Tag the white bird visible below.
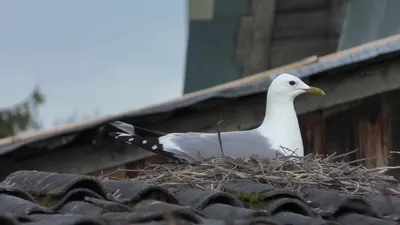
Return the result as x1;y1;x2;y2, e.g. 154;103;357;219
108;73;325;163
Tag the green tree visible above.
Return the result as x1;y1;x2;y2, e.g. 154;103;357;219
0;86;45;138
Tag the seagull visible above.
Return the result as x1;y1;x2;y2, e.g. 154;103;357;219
108;73;325;163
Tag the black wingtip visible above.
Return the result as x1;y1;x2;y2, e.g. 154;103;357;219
108;131;128;138
108;131;181;160
108;131;118;137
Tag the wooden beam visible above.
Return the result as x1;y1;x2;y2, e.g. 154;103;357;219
299;111;324;155
10;144;155;176
90;165;127;179
245;0;276;75
387;91;400;178
276;0;329;12
322;105;357;159
357;96;388;168
124;155;169;178
329;0;350;38
273;10;330;39
294;59;400;115
270;37;337;68
380;94;391;167
236;16;253;68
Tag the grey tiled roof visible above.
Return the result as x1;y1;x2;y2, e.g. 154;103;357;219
0;170;398;225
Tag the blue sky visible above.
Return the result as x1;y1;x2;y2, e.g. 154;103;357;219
0;0;187;129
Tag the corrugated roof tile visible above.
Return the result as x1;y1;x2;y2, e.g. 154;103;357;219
168;187;244;210
101;179;178;205
0;170;397;225
302;188;378;218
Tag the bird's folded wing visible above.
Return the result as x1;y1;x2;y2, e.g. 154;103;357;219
159;130;278;160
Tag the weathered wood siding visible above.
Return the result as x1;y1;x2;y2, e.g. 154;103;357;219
90;154;169;179
299;94;392;168
388;90;400;178
237;0;349;73
271;0;347;68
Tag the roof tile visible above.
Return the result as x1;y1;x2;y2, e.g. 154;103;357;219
2;171;108;199
0;193;53;215
224;181;314;216
0;215;20;225
336;213;398;225
102;210;202;224
58;197;130;215
202;203;269;219
131;200;205;219
0;170;397;225
49;188;110;210
23;214;111;225
101;179;178;205
366;195;400;218
224;181;306;202
270;212;339;225
168;187;244;209
0;185;38;203
302;188;378;218
201;218;282;225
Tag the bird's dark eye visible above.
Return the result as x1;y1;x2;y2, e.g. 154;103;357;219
289;80;296;86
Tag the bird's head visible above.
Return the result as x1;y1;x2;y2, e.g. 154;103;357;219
268;73;325;102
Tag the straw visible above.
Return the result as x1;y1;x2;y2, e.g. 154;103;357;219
99;150;400;196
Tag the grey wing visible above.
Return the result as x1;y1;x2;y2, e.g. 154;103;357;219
161;130;277;161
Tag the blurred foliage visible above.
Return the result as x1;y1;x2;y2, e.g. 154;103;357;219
0;86;45;138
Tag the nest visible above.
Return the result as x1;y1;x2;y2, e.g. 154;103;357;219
102;150;400;196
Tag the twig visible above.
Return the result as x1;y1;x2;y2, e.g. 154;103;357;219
351;182;360;195
329;148;359;161
216;119;225;157
95;151;400;196
366;165;400;172
215;165;237;190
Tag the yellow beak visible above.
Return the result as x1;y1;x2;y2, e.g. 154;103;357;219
304;86;325;95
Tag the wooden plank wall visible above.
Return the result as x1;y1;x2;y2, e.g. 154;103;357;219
271;0;347;68
299;93;393;169
388;90;400;178
237;0;276;76
236;0;349;73
89;154;169;179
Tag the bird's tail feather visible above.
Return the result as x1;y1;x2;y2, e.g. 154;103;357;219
108;132;179;160
110;121;166;137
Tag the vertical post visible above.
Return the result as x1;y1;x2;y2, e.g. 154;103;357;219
245;0;276;76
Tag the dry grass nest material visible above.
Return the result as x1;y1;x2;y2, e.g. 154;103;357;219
103;149;400;196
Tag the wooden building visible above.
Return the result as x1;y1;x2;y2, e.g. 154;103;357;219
185;0;349;93
1;34;400;179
